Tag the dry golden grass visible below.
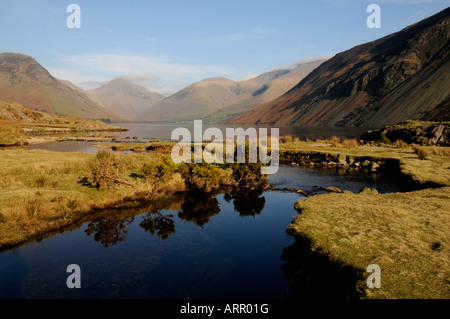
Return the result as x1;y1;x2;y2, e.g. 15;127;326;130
289;187;450;299
0;146;265;248
280;135;293;143
432;146;450;157
395;139;409;149
412;144;430;160
0;149;176;248
279;141;450;186
330;136;341;148
342;138;359;148
280;140;450;298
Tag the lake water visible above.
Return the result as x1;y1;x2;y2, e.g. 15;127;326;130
0;163;400;299
24;123;370;153
2;124;400;299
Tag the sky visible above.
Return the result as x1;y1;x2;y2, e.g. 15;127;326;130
1;0;449;95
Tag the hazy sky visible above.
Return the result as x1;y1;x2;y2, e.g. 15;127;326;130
1;0;449;94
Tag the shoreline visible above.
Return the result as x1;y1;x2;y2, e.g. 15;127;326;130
0;139;449;299
0;148;265;250
279;141;450;299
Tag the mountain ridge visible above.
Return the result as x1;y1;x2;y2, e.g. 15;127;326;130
137;59;326;123
226;7;450;127
0;52;119;121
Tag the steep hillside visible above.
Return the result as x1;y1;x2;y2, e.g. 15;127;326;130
227;7;450;128
88;78;165;121
0;52;119;120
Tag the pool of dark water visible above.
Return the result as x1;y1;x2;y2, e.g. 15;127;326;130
0;165;400;299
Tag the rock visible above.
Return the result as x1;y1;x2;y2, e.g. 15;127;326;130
296;189;307;195
370;162;379;171
362;160;371;167
354;161;360;167
337;154;347;162
361;121;450;146
358;187;379;195
325;186;342;193
347;157;355;165
338;159;349;167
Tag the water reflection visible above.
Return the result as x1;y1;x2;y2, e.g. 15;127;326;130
85;215;135;247
140;211;176;239
224;187;266;217
84;189;267;245
178;192;221;227
280;235;364;300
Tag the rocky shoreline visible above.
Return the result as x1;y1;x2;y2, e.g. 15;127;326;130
280;151;384;173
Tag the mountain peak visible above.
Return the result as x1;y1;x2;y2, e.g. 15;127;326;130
0;52;118;120
87;77;165;121
227;7;450;128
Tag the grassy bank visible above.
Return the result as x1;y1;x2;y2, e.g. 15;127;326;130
281;140;450;299
0;148;264;250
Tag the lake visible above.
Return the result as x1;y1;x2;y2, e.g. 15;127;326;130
25;123;370;153
0;164;400;299
1;124;400;299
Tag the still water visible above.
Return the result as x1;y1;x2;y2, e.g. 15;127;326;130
3;124;397;299
0;164;400;299
25;123;370;153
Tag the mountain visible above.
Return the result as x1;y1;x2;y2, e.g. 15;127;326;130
227;7;450;127
88;78;165;121
205;59;326;122
138;59;326;123
137;77;242;122
59;79;87;95
0;52;119;120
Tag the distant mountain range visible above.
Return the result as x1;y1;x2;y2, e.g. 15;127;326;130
227;7;450;127
0;52;118;120
0;52;324;124
137;59;325;123
1;7;449;128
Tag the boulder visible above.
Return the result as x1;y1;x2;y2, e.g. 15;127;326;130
358;187;379;195
325;186;342;193
362;160;371;167
370;162;380;172
337;154;347;162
